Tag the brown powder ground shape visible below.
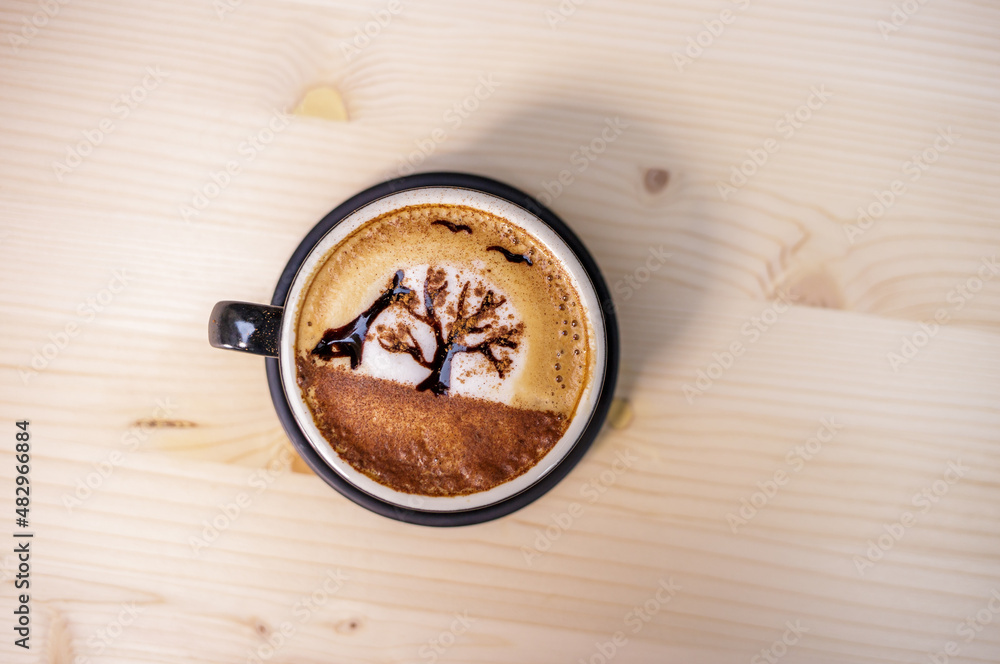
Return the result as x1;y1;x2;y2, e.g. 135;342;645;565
298;358;569;497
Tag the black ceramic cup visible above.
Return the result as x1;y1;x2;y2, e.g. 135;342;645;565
208;173;618;526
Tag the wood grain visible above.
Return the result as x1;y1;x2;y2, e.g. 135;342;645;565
1;0;999;661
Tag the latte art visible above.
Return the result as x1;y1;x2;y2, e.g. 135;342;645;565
295;203;595;497
313;265;525;401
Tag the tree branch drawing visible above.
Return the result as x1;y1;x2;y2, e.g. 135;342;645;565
311;267;522;396
311;270;411;368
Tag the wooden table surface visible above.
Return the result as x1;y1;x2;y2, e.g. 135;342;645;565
2;0;999;662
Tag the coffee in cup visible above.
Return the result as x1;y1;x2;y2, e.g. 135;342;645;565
294;202;595;497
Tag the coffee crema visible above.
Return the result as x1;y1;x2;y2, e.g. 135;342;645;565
295;203;594;497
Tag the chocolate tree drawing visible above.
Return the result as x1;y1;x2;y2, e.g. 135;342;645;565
311;267;522;395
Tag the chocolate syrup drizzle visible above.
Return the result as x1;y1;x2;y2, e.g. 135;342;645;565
432;220;472;234
487;245;533;266
311;270;411;368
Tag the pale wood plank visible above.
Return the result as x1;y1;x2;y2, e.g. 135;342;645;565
1;0;999;661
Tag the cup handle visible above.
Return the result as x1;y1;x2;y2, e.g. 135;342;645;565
208;301;284;357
